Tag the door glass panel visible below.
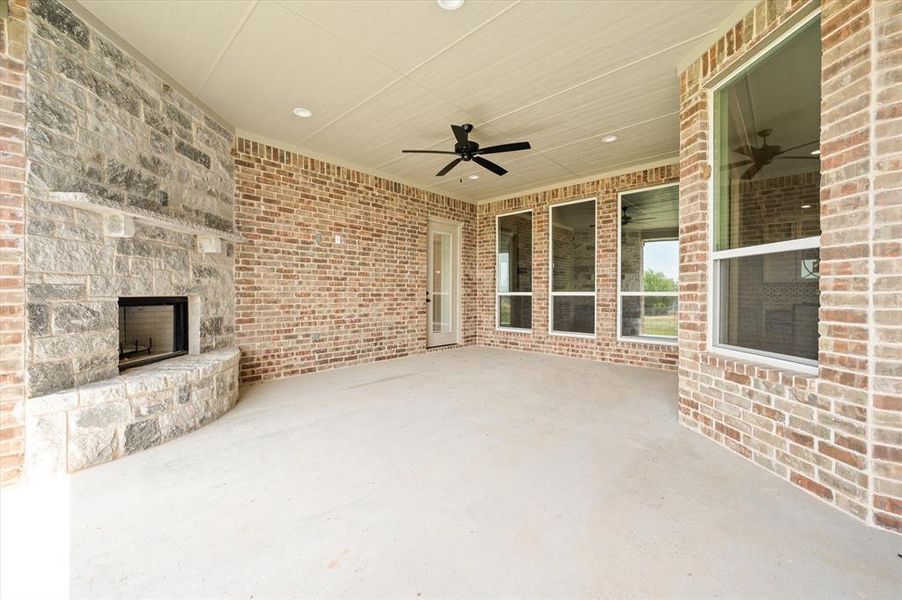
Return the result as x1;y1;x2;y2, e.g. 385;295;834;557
432;233;452;334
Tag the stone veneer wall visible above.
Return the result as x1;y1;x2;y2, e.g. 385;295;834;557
0;0;28;484
233;138;477;384
23;0;236;398
678;0;902;534
476;166;680;370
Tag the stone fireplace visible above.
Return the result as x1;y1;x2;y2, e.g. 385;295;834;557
18;0;243;479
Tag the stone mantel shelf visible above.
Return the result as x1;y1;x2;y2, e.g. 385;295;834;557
48;192;244;250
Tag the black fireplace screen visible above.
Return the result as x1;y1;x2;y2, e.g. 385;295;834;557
118;296;188;371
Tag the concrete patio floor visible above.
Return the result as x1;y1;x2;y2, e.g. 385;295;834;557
3;347;900;597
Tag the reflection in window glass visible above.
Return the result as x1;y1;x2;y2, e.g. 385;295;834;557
552;296;594;335
550;200;595;334
718;249;819;362
551;201;595;293
713;17;822;252
712;16;821;366
497;211;532;330
619;185;679;340
499;296;531;330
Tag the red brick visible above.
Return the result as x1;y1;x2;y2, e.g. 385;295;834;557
790;472;834;501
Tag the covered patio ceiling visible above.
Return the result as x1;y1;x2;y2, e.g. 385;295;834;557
75;0;752;202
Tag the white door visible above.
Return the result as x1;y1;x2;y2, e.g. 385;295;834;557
426;219;460;347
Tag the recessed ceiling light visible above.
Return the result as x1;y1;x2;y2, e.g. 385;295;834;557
810;149;820;155
601;134;618;143
292;107;312;118
801;204;812;209
437;0;464;10
468;174;479;180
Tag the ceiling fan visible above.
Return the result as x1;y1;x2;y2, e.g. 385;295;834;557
402;124;531;176
730;128;819;180
621;205;657;227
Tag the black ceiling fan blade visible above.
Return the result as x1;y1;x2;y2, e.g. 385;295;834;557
451;124;469;146
478;141;531;155
473;155;507;176
733;144;755;157
776;140;819;155
742;162;762;180
728;159;754;168
435;158;462;177
402;149;459;155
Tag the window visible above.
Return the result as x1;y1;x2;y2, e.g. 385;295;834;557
618;184;679;342
711;15;821;370
549;199;595;336
497;210;532;330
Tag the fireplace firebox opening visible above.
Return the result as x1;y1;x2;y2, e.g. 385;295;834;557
118;296;189;371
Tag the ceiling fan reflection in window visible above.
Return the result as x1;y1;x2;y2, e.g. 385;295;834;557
729;77;818;180
620;204;663;227
730;128;819;180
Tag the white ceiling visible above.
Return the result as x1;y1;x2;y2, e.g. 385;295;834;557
76;0;750;203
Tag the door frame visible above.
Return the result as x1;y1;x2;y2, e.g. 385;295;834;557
426;216;462;348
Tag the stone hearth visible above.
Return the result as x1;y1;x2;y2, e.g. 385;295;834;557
26;348;239;475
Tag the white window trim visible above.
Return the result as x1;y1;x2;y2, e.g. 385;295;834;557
616;183;680;346
496;209;533;333
705;8;822;375
548;197;597;338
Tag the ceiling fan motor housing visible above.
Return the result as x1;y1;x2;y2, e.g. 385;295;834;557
456;141;479;160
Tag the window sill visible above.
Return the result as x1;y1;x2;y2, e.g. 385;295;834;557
496;327;531;334
618;335;677;347
709;345;817;376
700;348;818;390
549;331;595;340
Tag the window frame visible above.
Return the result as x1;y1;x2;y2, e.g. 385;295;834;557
495;208;533;333
706;8;822;375
548;197;597;338
616;183;680;346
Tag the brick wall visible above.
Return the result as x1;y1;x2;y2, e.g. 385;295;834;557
0;0;28;485
476;166;680;370
678;0;902;534
233;138;476;384
871;0;902;534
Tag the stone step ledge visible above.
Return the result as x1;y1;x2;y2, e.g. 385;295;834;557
25;348;241;477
